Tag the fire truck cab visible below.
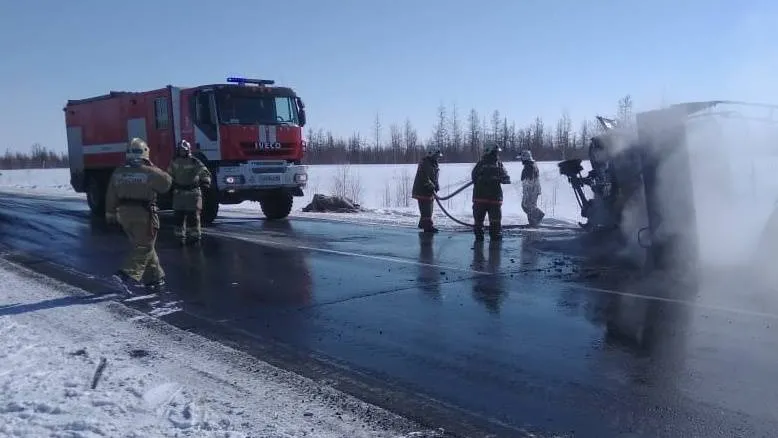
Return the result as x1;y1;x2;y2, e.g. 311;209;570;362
64;77;309;225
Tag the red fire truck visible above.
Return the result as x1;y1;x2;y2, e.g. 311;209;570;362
64;77;309;225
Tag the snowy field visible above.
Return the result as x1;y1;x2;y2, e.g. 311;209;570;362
0;259;436;437
0;162;586;229
1;155;778;264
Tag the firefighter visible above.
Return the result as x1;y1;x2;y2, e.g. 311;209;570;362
411;148;442;233
105;137;173;290
471;142;511;241
167;140;212;244
519;150;545;226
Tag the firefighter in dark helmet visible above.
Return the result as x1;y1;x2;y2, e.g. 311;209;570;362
471;141;511;241
167;139;212;244
105;137;173;290
411;148;442;233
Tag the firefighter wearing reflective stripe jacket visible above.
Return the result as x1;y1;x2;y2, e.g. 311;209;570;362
105;137;173;291
167;140;212;244
471;142;511;241
411;148;442;233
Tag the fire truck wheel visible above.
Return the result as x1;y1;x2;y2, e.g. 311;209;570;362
260;190;293;220
86;180;106;217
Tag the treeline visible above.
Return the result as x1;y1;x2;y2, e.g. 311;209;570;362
7;95;635;169
0;143;69;169
304;95;635;164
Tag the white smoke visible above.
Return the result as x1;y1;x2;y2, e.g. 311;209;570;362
687;12;778;273
685;110;778;268
632;11;778;294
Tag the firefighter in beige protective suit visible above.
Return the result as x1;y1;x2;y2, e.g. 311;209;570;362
167;140;212;245
519;150;545;227
105;138;173;291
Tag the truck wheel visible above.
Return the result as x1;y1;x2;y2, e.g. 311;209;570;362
260;190;293;220
86;179;106;217
201;188;219;226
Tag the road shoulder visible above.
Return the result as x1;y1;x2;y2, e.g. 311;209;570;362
0;257;432;438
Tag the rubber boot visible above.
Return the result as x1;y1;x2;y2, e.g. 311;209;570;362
529;209;545;227
186;234;202;246
420;217;438;233
490;222;502;240
144;277;166;292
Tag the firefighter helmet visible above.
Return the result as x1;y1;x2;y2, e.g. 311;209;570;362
426;147;442;159
126;137;150;161
483;141;501;155
177;139;192;156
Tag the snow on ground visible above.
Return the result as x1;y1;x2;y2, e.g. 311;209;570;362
2;156;778;256
0;259;435;438
0;168;82;199
0;162;587;229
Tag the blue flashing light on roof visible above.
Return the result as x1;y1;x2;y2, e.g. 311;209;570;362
226;77;275;86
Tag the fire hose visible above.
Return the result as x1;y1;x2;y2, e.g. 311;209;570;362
430;180;528;230
433;181;475;228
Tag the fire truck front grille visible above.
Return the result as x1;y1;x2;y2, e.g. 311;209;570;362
240;142;295;156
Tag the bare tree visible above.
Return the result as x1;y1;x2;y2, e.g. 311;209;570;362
531;117;545;153
0;144;69;170
403;118;419;161
373;113;382;151
389;123;402;164
432;103;448;151
466;108;481;160
490;110;501;145
348;132;362;164
449;103;462;158
579;120;591;149
481;115;489;145
555;111;572;160
617;95;634;126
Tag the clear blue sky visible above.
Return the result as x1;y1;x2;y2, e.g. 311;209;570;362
2;0;777;153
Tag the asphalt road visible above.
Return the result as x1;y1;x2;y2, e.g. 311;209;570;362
1;192;777;438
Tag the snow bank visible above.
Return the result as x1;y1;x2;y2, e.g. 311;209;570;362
0;259;433;437
0;168;80;198
0;162;586;228
1;155;777;244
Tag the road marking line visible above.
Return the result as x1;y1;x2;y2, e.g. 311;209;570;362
206;230;494;276
577;284;778;320
210;230;778;320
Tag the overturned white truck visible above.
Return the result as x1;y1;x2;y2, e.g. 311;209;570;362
558;100;778;276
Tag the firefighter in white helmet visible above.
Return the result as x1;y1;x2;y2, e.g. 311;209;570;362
519;149;544;226
105;137;172;291
166;139;212;245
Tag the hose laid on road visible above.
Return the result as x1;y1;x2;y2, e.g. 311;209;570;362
433;191;475;228
432;181;525;230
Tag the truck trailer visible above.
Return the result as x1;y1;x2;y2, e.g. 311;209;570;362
64;76;309;225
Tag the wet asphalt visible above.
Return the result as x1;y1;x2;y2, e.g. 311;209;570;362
0;193;777;438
